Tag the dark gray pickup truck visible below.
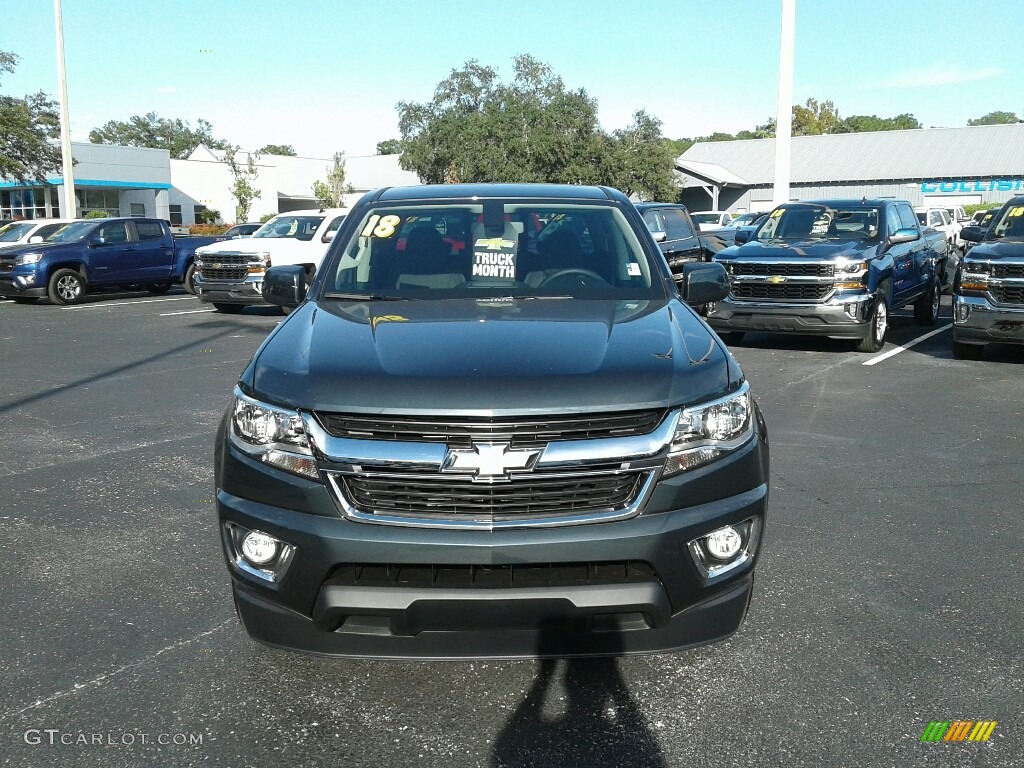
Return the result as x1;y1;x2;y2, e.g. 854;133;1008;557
707;199;946;352
215;183;770;659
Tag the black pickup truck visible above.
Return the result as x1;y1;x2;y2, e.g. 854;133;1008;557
636;202;733;280
707;199;946;352
215;183;769;659
953;196;1024;359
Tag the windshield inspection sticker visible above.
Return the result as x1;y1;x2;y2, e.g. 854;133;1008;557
472;237;517;278
627;262;641;276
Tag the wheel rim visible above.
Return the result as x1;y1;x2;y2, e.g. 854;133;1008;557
57;275;81;300
875;300;887;341
932;283;940;319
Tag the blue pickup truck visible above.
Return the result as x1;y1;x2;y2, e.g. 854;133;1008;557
953;196;1024;359
707;199;946;352
0;218;222;305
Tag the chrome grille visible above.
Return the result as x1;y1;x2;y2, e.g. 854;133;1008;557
731;262;834;277
992;264;1024;279
315;410;667;448
732;283;833;301
331;468;650;522
992;285;1024;305
198;253;250;282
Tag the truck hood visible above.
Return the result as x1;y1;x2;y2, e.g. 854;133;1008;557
967;239;1024;260
244;298;735;415
197;237;325;262
721;239;876;260
0;241;83;259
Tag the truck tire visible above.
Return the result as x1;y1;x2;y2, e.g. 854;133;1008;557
48;268;86;306
952;340;984;360
213;303;245;314
147;282;172;295
184;263;197;295
913;277;939;326
855;294;888;353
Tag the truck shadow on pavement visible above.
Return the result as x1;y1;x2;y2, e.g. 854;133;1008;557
491;623;667;768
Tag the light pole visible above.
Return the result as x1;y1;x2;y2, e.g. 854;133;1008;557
54;0;77;217
772;0;795;205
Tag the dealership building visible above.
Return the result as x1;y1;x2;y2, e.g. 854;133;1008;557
676;123;1024;214
0;142;420;225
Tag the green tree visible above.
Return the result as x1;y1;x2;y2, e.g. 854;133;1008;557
611;111;677;201
0;50;63;184
224;147;260;222
967;111;1021;126
312;152;354;208
398;55;663;190
792;98;842;136
89;112;230;158
376;139;402;155
258;144;296;156
836;113;921;133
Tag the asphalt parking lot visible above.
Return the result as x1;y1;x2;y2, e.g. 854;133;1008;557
1;291;1020;768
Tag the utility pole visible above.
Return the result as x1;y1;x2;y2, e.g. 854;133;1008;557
772;0;796;205
54;0;77;217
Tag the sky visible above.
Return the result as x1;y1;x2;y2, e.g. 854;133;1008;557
3;0;1022;160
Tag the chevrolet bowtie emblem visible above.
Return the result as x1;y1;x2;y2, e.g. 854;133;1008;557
767;275;787;284
442;442;540;481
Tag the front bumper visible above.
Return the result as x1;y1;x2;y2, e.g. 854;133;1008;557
216;412;770;659
953;294;1024;345
707;293;873;339
195;276;267;305
0;269;46;298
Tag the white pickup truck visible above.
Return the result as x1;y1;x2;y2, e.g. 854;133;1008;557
915;206;961;251
194;208;348;313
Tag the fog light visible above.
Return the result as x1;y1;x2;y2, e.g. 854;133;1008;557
706;526;742;560
241;531;279;565
844;302;857;319
705;301;717;315
955;301;971;323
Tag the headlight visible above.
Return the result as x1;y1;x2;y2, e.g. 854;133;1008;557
247;252;271;273
962;261;990;276
836;259;867;274
961;261;991;291
229;389;319;480
14;252;42;265
664;383;753;476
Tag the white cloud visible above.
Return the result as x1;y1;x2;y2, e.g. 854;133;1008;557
883;64;1003;89
155;85;177;94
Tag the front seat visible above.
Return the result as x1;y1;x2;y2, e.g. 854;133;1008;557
396;227;462;289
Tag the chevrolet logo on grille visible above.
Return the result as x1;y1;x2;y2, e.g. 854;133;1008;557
442;442;541;482
767;275;787;284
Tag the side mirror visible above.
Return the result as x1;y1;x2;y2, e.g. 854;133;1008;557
889;227;920;245
28;235;44;244
734;227;753;245
322;230;337;243
262;265;307;308
680;262;729;305
650;230;667;243
960;225;983;243
89;236;104;247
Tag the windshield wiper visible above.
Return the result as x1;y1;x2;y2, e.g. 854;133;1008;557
322;291;406;301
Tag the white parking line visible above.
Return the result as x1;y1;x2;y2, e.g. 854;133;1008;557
160;309;215;316
63;296;195;310
862;323;952;366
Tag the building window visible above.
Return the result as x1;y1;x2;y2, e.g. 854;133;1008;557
1;189;46;220
75;188;120;217
130;203;146;217
169;204;182;226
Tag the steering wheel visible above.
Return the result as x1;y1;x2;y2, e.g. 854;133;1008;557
537;268;610;289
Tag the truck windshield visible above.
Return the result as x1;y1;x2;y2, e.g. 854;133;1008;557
757;205;881;242
324;202;663;300
0;222;35;242
253;216;326;241
45;222;97;243
988;204;1024;240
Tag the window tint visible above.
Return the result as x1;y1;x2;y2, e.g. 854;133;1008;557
886;207;903;235
169;205;182;226
641;210;664;234
897;204;918;230
661;208;695;241
135;221;165;241
34;224;65;240
98;222;129;244
130;203;146;217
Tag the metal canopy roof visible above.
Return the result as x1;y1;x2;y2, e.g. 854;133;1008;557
677;124;1024;185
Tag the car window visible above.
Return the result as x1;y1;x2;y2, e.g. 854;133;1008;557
33;223;65;240
327;202;661;300
323;215;346;241
897;204;918;230
660;208;695;241
0;222;36;242
757;205;880;242
886;207;903;235
641;209;664;234
253;215;326;241
134;221;165;241
990;204;1024;239
98;222;130;244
